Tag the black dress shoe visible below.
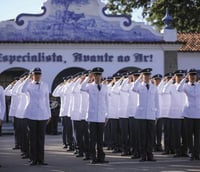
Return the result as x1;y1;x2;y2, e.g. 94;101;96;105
12;146;20;150
63;145;68;149
147;158;156;162
83;157;90;160
162;151;170;155
139;158;146;162
0;164;2;167
170;150;175;154
181;153;189;157
67;147;74;152
22;155;29;159
156;147;163;152
173;154;181;158
190;156;194;161
131;154;140;159
112;149;121;153
98;160;109;163
121;152;129;156
30;161;37;166
38;161;48;165
190;155;200;160
90;160;97;164
76;154;84;158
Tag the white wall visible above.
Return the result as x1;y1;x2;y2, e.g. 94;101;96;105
0;43;165;89
178;52;200;70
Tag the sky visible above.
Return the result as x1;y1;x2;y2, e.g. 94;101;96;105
0;0;47;22
0;0;144;22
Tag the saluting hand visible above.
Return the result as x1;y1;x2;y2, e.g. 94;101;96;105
88;73;94;83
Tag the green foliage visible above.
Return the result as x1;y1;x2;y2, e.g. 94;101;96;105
106;0;200;32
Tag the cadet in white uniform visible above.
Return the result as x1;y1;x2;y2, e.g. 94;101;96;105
0;81;5;167
0;84;5;135
131;68;159;162
53;76;74;151
121;70;140;159
103;76;113;149
118;73;130;156
109;73;121;153
79;71;90;160
22;67;50;165
81;67;109;164
5;79;21;149
11;73;30;159
52;78;67;147
163;70;187;157
152;74;163;152
177;69;200;160
161;72;174;155
70;75;83;157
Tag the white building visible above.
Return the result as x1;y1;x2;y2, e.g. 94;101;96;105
0;0;184;92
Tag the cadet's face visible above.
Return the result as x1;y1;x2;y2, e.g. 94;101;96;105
142;74;151;83
164;77;172;82
133;75;139;81
33;74;41;82
175;75;183;83
153;79;161;86
94;73;102;84
189;74;197;83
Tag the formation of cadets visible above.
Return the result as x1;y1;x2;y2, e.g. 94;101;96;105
1;66;200;166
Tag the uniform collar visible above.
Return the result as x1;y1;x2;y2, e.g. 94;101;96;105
94;82;102;86
141;81;151;86
32;80;41;84
188;82;196;86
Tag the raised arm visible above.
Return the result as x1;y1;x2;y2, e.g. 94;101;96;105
162;79;173;94
120;78;130;92
52;84;64;97
21;77;31;93
131;74;142;92
112;77;123;94
80;77;90;93
177;78;187;92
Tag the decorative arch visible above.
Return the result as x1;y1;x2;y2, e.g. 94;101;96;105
114;66;141;75
0;67;29;88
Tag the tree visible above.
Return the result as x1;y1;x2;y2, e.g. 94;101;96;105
105;0;200;32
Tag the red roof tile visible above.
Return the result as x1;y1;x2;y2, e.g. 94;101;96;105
178;33;200;52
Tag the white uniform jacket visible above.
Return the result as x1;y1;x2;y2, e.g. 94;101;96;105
71;79;82;121
66;81;76;118
163;80;187;119
52;83;66;117
109;78;123;119
131;77;159;120
80;81;89;120
0;86;5;120
22;78;51;120
120;79;139;118
107;83;113;119
11;80;29;119
177;78;200;118
118;78;131;118
4;83;19;117
157;80;171;118
81;77;108;123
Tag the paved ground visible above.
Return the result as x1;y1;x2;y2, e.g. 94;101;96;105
0;134;200;172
